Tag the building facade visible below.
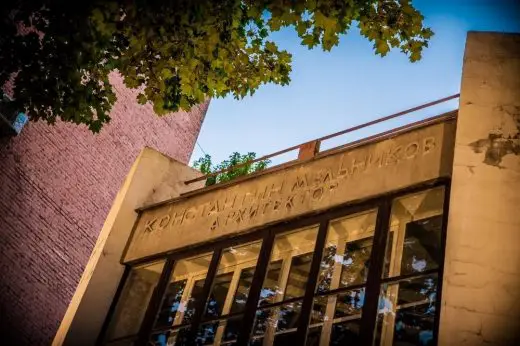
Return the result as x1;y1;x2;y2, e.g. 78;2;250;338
56;31;519;346
0;73;210;345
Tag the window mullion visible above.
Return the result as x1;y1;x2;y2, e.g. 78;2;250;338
236;230;275;346
359;200;392;346
186;248;223;345
294;220;329;345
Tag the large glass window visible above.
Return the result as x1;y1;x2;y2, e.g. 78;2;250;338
151;252;214;345
106;260;165;341
251;226;319;345
374;186;445;346
307;209;377;346
104;184;448;346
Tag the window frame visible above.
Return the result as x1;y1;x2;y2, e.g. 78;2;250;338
99;177;450;346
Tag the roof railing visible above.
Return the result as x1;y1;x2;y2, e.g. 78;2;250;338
185;94;460;185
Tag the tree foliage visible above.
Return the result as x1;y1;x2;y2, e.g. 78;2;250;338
193;152;270;186
1;1;433;132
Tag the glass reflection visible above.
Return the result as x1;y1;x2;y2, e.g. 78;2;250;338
308;288;364;346
221;315;243;343
259;226;318;305
375;274;438;346
205;273;234;318
152;252;212;341
316;210;377;293
251;300;303;342
285;252;314;300
199;241;262;345
384;187;445;279
150;326;190;346
229;267;256;314
259;260;282;306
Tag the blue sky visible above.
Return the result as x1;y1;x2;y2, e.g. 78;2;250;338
189;0;520;166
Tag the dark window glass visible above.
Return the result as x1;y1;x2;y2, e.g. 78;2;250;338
155;280;187;329
205;272;234;318
259;260;282;306
376;186;445;346
106;261;165;340
112;186;448;346
229;267;256;314
330;320;361;345
316;210;377;293
251;300;303;340
400;217;443;276
284;252;314;300
306;326;322;346
383;187;445;279
183;278;205;324
151;252;213;335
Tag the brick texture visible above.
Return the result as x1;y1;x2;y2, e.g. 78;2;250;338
0;72;209;345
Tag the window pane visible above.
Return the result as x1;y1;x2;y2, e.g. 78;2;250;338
306;326;322;346
383;187;445;279
309;288;364;346
155;279;187;329
205;272;234;318
221;315;243;344
196;241;263;345
153;252;213;330
284;252;314;300
316;210;377;293
331;320;361;345
259;226;319;306
374;274;438;346
259;260;283;306
207;241;262;318
230;267;256;314
106;260;165;340
251;300;303;344
150;326;190;346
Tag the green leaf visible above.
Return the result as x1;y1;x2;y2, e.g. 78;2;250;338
137;93;147;105
2;0;433;132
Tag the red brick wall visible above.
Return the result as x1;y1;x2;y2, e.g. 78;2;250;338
0;73;210;345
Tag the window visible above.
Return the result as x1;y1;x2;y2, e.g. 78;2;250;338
105;260;165;342
375;186;445;346
103;183;448;346
251;226;318;345
307;210;377;345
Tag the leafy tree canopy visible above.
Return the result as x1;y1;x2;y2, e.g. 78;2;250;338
193;152;270;186
1;0;433;132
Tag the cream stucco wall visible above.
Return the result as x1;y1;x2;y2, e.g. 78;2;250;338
439;32;520;345
52;147;204;346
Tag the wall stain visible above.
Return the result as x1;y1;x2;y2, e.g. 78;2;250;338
469;106;520;168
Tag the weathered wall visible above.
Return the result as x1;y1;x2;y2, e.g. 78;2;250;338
0;73;209;345
440;32;520;345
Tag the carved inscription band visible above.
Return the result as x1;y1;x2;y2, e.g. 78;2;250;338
144;137;436;234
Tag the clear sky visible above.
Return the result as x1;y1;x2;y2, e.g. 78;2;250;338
189;0;520;166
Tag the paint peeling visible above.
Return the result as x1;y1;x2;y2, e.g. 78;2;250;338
469;107;520;168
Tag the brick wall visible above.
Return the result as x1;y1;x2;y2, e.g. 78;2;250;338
0;72;210;345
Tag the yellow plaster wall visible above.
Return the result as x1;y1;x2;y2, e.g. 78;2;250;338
439;32;520;345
